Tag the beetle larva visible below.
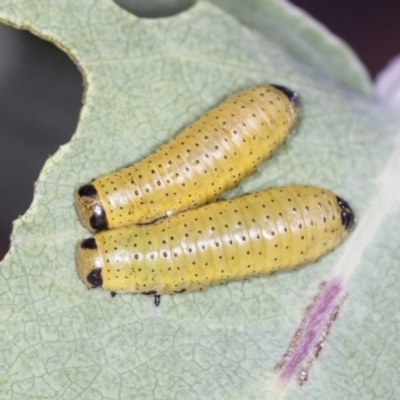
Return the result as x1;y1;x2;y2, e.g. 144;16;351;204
75;85;300;232
76;185;355;298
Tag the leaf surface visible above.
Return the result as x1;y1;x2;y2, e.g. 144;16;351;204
0;1;399;399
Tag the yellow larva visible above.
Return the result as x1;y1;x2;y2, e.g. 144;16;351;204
75;85;299;232
76;185;355;299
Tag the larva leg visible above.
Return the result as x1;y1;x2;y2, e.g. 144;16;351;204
141;290;161;306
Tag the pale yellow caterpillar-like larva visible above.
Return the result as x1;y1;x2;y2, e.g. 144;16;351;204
75;85;299;232
76;185;355;300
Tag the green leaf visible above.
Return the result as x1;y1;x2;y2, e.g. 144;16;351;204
0;0;399;399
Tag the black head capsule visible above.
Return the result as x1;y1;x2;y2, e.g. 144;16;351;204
80;238;97;249
90;204;108;231
336;196;355;231
270;84;300;109
86;268;103;288
78;184;98;197
75;184;109;232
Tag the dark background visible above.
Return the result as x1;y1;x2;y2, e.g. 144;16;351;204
0;0;399;260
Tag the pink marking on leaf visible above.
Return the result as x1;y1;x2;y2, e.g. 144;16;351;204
275;276;346;386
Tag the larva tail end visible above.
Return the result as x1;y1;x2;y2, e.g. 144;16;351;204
336;196;356;231
76;238;104;289
75;184;108;232
270;84;300;109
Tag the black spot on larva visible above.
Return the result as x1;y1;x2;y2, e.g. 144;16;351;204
80;238;97;249
336;196;355;231
78;184;97;198
174;288;186;294
90;204;108;231
270;84;300;107
86;268;103;288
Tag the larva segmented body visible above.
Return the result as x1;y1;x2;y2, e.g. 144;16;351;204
75;85;299;232
76;186;355;297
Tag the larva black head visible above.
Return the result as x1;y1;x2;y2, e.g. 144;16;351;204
78;184;98;197
86;268;103;288
80;238;97;249
90;204;108;232
76;237;104;289
75;184;108;232
336;196;355;231
270;84;300;108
